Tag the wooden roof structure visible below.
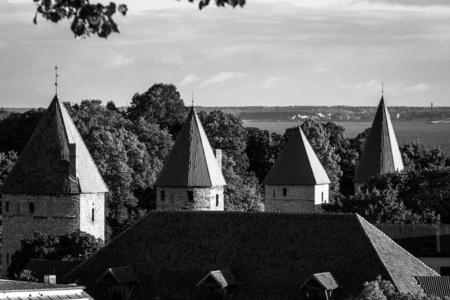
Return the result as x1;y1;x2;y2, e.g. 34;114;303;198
64;211;438;300
353;97;404;184
2;95;108;194
263;126;330;185
154;107;226;187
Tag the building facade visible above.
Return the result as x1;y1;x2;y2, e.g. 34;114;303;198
1;95;108;271
263;126;330;212
154;108;226;211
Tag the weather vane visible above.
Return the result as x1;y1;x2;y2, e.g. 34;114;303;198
382;82;384;96
192;92;194;108
55;65;59;95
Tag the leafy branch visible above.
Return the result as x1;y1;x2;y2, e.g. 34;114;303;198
33;0;246;39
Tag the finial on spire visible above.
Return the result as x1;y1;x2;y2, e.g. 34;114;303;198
192;92;194;108
382;82;384;97
55;65;59;95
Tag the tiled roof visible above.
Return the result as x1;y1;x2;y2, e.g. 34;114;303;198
300;273;341;290
64;212;437;300
354;97;404;184
26;259;84;283
0;279;83;292
154;107;226;187
96;266;139;284
263;126;330;185
2;95;108;194
197;270;238;288
415;276;450;297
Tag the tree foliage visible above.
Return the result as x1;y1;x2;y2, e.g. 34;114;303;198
33;0;245;39
128;83;187;138
7;230;103;280
0;151;18;194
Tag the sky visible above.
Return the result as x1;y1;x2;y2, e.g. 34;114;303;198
1;0;450;108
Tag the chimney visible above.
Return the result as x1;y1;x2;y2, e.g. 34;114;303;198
213;149;222;170
44;275;56;284
69;143;77;181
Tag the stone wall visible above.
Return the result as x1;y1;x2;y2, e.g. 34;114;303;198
79;193;105;242
1;192;104;271
265;184;329;212
156;186;224;211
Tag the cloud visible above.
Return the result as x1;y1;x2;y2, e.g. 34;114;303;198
259;77;287;90
179;73;200;86
111;54;136;68
200;72;244;88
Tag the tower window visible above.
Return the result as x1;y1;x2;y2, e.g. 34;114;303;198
92;208;95;222
273;189;275;198
29;202;35;213
187;191;194;202
171;194;174;204
216;194;219;207
161;190;165;202
283;188;287;197
5;201;9;212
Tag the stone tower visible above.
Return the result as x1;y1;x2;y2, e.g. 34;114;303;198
263;126;330;212
154;107;226;210
353;96;404;192
1;95;108;270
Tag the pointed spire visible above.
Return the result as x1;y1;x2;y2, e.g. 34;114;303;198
353;97;404;184
2;95;108;194
155;107;226;187
263;126;330;185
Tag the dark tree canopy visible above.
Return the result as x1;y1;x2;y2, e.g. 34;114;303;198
7;230;103;280
33;0;246;39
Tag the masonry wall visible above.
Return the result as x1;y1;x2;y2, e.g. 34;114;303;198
156;186;224;211
79;193;105;242
1;193;104;271
265;184;329;212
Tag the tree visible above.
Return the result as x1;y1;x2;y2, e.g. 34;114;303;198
7;230;103;280
245;127;278;183
198;110;249;174
33;0;245;39
401;141;450;172
324;186;439;224
0;109;46;154
0;151;18;194
69;100;173;238
127;83;187;138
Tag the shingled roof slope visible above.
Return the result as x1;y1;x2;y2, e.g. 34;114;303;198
263;126;330;185
64;212;437;300
354;97;404;184
2;95;108;194
154;108;225;187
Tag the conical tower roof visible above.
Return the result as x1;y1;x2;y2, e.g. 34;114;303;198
353;97;404;184
2;95;108;194
263;126;330;185
155;107;226;187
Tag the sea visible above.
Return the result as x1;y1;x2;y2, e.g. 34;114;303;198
243;120;450;154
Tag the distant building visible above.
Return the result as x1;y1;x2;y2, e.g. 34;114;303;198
263;126;330;212
1;95;108;271
353;96;404;191
65;211;440;300
154;107;226;211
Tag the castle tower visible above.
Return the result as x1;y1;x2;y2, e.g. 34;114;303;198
263;126;330;212
154;107;226;210
1;95;108;270
353;96;404;192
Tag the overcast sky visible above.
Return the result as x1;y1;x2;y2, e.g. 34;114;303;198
1;0;450;108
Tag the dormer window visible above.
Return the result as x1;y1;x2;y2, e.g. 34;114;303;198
96;266;139;300
300;272;340;300
197;269;238;300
